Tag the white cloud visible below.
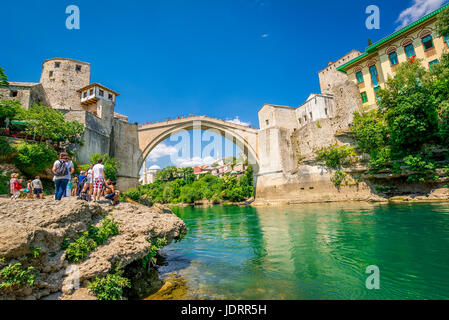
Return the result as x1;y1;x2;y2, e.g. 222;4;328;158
396;0;445;29
147;143;178;162
261;33;270;38
174;156;217;168
226;116;251;127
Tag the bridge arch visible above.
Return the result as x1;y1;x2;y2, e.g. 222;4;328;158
137;117;259;173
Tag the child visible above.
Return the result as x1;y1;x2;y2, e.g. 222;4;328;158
25;180;33;199
31;176;44;199
9;174;21;200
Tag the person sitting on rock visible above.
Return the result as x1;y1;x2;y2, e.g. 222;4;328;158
104;179;120;205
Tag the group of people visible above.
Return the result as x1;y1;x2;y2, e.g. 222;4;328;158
52;152;120;205
9;152;120;205
9;173;44;200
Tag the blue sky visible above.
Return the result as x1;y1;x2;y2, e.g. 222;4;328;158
1;0;447;169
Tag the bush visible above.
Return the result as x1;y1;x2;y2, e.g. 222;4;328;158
13;143;57;177
88;153;121;181
316;145;358;169
123;188;142;201
0;137;16;162
331;170;347;188
0;262;38;289
351;110;388;155
88;273;130;300
65;216;120;262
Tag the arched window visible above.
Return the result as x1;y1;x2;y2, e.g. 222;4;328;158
386;47;399;66
420;30;434;50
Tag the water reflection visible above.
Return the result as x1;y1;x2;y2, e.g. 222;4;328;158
157;202;449;300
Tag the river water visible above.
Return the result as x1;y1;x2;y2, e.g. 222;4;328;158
155;202;449;300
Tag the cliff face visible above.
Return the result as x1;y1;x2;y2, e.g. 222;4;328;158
0;199;186;300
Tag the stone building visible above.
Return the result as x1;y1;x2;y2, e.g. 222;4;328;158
318;50;363;95
140;165;161;185
0;58;141;190
337;3;449;108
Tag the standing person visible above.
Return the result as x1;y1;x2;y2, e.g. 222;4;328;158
81;164;94;196
72;176;78;197
92;158;105;202
77;171;86;199
9;173;20;200
25;180;33;199
66;179;73;197
31;176;44;199
52;152;74;201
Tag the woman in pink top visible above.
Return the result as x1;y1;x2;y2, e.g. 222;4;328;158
10;173;21;200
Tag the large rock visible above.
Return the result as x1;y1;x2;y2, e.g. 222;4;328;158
0;198;186;300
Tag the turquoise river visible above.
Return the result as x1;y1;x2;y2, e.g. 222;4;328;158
156;202;449;300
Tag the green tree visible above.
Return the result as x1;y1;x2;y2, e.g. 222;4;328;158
13;143;58;177
0;67;8;88
89;153;121;181
378;60;439;155
351;109;389;156
437;6;449;38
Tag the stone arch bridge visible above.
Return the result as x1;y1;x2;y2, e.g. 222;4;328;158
137;116;260;175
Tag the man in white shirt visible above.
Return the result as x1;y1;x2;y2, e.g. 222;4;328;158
92;158;105;201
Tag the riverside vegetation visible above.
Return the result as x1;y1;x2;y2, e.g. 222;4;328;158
123;165;254;205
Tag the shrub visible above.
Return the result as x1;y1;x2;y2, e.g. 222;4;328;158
123;188;142;201
141;237;168;269
0;262;38;289
316;145;357;169
65;216;120;262
13;143;57;177
351;110;388;155
331;170;347;188
88;273;130;300
0;137;16;162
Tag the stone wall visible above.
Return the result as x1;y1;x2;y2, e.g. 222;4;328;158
318;50;362;95
110;118;142;191
0;83;48;109
40;58;90;110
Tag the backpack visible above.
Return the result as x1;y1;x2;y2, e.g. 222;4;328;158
14;181;22;190
55;160;69;177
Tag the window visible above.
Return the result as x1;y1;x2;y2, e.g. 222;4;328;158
388;51;399;66
374;86;381;102
369;65;379;86
356;71;364;83
429;59;439;69
10;90;18;97
324;108;328;116
83;91;87;98
108;93;113;100
265;120;269;125
360;92;368;103
404;44;416;59
298;118;302;124
75;65;82;71
444;34;449;46
99;90;104;97
309;112;313;121
89;89;94;96
304;115;307;122
55;62;60;68
422;35;434;50
49;71;53;77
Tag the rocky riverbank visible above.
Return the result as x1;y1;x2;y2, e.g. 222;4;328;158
0;198;186;300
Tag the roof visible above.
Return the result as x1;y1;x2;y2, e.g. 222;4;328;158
8;82;40;87
76;83;120;96
337;3;449;73
258;104;295;113
42;58;90;66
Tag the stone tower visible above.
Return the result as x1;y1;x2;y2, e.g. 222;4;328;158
40;58;90;110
